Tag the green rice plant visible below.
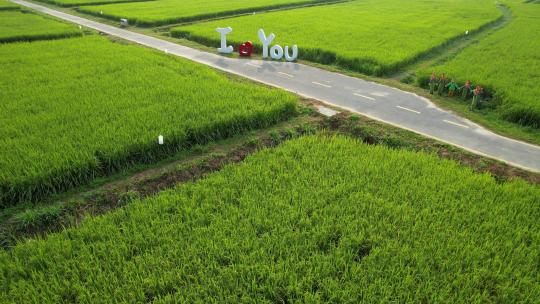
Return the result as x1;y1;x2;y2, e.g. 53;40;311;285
35;0;152;8
0;36;297;207
418;1;540;128
0;10;82;43
0;0;19;10
12;204;64;231
79;0;340;27
1;135;538;302
172;0;501;75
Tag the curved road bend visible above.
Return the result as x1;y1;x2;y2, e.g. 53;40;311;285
11;0;540;172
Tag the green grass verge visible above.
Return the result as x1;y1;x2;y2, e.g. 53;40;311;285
417;0;540;129
78;0;340;27
0;36;297;207
172;0;501;75
0;10;82;43
1;135;539;302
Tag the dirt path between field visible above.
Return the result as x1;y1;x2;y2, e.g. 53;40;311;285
9;0;540;172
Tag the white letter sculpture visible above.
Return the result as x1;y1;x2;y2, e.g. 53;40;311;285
284;45;298;62
258;29;275;59
216;27;233;54
270;45;284;60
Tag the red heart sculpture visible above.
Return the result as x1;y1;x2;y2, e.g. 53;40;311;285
239;41;253;57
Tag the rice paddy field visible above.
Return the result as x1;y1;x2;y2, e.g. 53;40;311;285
35;0;149;7
0;0;18;10
79;0;335;27
2;1;540;302
419;1;540;129
0;36;297;207
171;0;501;75
0;10;81;43
1;135;539;302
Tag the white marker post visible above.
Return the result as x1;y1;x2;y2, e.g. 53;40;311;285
216;27;234;54
158;135;164;145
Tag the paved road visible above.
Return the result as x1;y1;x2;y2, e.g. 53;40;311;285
11;0;540;172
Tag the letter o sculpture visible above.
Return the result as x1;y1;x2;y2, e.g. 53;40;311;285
270;45;284;60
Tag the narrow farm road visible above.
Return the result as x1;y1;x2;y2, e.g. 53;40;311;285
11;0;540;172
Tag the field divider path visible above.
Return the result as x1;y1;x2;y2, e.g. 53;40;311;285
10;0;540;173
